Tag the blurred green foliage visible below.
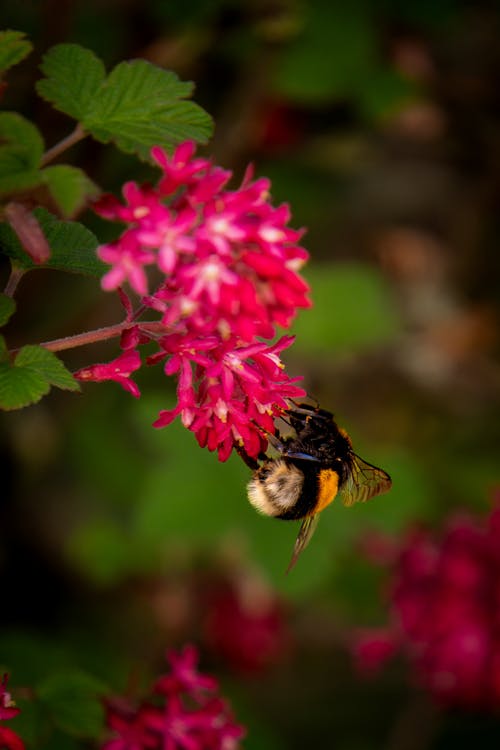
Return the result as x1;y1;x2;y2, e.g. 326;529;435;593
273;0;416;120
292;262;401;353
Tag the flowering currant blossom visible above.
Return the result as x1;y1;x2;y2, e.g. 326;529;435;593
74;350;142;398
85;141;310;460
101;644;245;750
352;504;500;712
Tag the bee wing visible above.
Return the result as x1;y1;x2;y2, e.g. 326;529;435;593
283;451;321;462
340;454;392;507
286;514;320;574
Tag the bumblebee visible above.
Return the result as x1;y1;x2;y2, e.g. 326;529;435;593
244;402;392;571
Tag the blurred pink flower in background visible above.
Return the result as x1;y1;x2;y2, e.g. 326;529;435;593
353;504;500;711
102;645;245;750
0;727;25;750
352;628;398;675
0;675;20;722
202;577;291;675
0;675;24;750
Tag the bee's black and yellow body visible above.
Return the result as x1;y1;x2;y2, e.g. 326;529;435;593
248;460;341;520
245;402;392;570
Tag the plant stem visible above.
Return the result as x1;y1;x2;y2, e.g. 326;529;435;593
3;267;25;298
40;123;88;167
35;320;165;353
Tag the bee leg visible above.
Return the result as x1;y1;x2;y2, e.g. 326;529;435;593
249;420;288;455
235;444;260;470
286;514;320;573
288;405;330;421
265;430;288;454
251;419;320;463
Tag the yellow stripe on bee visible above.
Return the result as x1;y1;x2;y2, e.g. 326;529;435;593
338;427;353;447
315;469;340;513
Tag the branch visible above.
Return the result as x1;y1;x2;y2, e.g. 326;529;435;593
3;266;25;298
40;123;88;166
35;320;165;353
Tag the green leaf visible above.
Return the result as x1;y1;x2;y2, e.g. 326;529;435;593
0;207;104;277
88;59;213;158
0;112;44;195
15;346;80;391
37;671;107;739
0;30;33;73
41;165;99;218
0;343;79;411
0;293;15;325
36;43;213;160
0;362;50;410
36;44;106;122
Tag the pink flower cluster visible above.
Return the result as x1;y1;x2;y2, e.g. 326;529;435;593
102;645;245;750
95;142;309;337
353;506;500;711
81;141;310;460
0;674;24;750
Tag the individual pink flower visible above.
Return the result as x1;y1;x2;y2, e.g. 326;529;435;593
352;503;500;712
102;703;158;750
74;350;142;398
151;141;214;196
138;205;197;275
98;231;155;296
154;645;218;699
95;182;161;225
